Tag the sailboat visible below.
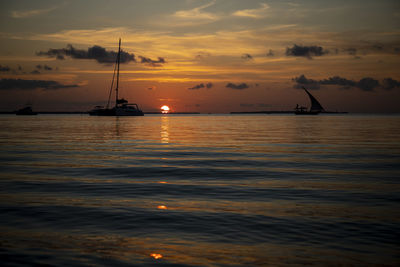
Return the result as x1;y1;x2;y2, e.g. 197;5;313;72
89;39;144;116
16;105;37;115
295;87;324;115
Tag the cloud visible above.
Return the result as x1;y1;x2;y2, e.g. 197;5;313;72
138;56;166;67
188;83;205;90
11;6;58;18
382;78;400;90
233;3;269;19
0;79;79;90
173;0;218;21
241;53;253;60
226;82;249;90
30;70;41;75
36;64;53;71
292;75;320;89
37;44;136;64
0;65;11;72
344;48;357;56
188;82;213;90
357;77;379;91
320;76;356;89
286;44;328;59
293;75;385;91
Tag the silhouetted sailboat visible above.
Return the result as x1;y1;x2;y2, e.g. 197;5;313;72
16;105;37;115
89;39;144;116
295;87;324;115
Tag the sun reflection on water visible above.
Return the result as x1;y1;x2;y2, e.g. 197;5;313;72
161;116;169;143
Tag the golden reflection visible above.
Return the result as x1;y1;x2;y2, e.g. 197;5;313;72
2;229;392;266
160;116;169;143
157;205;167;210
150;253;163;259
158;181;168;184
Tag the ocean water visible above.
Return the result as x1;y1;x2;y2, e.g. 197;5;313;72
0;114;399;266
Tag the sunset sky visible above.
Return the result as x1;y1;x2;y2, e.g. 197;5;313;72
0;0;399;112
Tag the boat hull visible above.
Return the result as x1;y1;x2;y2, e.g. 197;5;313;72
16;107;38;115
88;108;115;116
89;107;144;116
16;112;38;115
295;111;320;115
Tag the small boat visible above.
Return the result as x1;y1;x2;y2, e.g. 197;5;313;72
89;39;144;116
16;106;38;115
295;87;324;115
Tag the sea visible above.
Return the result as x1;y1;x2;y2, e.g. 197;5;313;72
0;114;399;266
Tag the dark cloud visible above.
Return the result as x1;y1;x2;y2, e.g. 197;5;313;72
0;65;11;72
357;77;379;91
266;49;274;56
30;70;41;75
138;56;166;67
286;44;328;59
37;44;136;64
0;78;79;90
292;75;320;89
293;75;384;91
188;82;213;90
241;53;253;60
36;64;53;71
382;78;400;90
320;76;356;89
188;83;205;90
226;82;249;90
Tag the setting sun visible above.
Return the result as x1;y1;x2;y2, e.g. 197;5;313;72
161;105;170;113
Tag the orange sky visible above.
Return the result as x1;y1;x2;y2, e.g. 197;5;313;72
0;0;399;112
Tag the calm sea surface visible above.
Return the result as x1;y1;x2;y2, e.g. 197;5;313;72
0;114;399;266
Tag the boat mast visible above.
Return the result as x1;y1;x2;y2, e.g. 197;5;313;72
115;38;121;107
106;53;118;109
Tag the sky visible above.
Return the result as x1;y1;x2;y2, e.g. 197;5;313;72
0;0;399;113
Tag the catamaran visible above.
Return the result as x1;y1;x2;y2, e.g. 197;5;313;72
295;87;324;115
89;39;144;116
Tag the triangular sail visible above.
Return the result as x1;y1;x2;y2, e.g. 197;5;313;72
302;87;324;112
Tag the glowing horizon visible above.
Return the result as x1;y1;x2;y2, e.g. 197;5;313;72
0;0;399;113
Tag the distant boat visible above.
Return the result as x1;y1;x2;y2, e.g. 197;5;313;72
295;87;324;115
89;39;144;116
16;106;38;115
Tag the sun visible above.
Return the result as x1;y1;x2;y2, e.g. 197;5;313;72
161;105;170;113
